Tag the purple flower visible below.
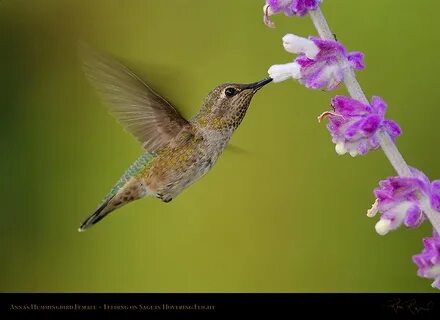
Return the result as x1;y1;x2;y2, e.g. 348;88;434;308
319;95;401;157
264;0;323;27
413;231;440;289
370;168;430;235
368;167;440;237
431;180;440;212
268;35;364;91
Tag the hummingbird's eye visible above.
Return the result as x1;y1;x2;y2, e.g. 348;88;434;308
224;87;237;97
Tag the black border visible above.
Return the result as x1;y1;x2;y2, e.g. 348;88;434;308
1;293;439;318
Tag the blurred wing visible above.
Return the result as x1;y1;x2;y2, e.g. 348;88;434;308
82;48;189;152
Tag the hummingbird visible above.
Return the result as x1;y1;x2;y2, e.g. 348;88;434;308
78;51;272;232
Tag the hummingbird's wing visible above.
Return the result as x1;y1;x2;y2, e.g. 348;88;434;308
82;48;190;152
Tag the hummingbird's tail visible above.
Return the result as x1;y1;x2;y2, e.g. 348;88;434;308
78;179;147;232
78;197;115;232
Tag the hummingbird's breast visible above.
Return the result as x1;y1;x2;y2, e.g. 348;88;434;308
140;128;230;202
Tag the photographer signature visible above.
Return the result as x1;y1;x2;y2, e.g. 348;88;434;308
386;298;434;315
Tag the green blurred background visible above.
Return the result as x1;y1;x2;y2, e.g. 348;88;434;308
0;0;439;292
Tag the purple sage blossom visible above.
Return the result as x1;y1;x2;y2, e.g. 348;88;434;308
268;35;364;91
370;168;430;235
413;232;440;289
320;95;401;157
264;0;323;27
261;0;440;290
430;180;440;212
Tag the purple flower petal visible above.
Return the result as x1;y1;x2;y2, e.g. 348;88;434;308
264;0;323;25
430;180;440;211
371;96;387;115
372;168;440;235
331;96;369;115
347;51;365;70
268;35;364;89
359;115;381;136
322;96;400;156
266;0;294;16
287;37;364;91
344;119;364;139
383;120;402;139
413;232;440;290
404;204;424;228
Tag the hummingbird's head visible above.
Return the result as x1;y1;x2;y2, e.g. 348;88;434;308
195;78;272;132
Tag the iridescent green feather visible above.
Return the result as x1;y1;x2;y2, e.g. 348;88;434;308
103;152;155;202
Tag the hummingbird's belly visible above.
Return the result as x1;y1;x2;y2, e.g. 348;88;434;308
143;141;225;202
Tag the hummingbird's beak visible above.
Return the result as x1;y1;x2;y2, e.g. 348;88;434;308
244;77;273;91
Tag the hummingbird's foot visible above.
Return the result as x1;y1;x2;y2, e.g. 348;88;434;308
317;111;344;123
367;199;379;218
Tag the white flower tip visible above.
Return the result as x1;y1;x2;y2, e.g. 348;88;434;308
349;150;358;157
335;142;347;155
282;34;319;59
375;219;392;236
282;34;301;44
268;63;301;83
429;265;440;277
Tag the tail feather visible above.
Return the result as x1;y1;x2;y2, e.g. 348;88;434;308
78;196;115;232
79;152;154;232
78;178;148;232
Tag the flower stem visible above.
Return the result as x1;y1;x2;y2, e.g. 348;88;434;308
309;7;440;234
